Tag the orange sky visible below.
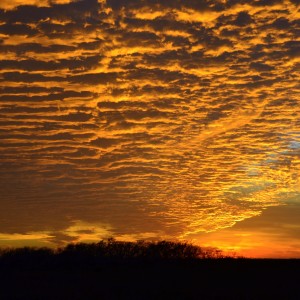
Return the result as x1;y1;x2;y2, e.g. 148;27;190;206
0;0;299;258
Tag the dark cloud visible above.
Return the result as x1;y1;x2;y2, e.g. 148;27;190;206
56;112;93;123
250;62;275;72
3;0;100;23
220;28;240;37
124;17;189;32
252;0;288;7
78;40;104;50
0;23;38;36
118;31;161;47
272;17;290;29
2;72;63;83
284;41;300;58
0;55;101;71
0;86;63;94
69;72;119;85
90;137;120;148
233;12;254;27
106;0;211;10
0;43;76;54
0;91;94;102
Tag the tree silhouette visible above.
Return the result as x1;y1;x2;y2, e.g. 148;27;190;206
0;239;225;269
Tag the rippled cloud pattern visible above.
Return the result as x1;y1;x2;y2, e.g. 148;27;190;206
0;0;299;247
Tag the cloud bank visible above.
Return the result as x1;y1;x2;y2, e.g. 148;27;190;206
0;0;299;249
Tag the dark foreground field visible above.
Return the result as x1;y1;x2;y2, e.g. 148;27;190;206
0;240;299;300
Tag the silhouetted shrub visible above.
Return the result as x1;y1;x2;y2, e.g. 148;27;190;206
0;239;226;269
0;247;54;269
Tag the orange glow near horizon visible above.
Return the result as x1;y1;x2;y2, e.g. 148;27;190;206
0;0;299;258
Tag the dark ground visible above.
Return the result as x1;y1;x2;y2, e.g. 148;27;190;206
1;259;300;300
0;242;299;299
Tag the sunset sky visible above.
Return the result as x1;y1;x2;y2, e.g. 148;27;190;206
0;0;299;258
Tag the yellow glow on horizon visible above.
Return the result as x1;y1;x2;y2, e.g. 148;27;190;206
195;229;300;259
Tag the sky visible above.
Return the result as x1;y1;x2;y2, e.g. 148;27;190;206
0;0;299;258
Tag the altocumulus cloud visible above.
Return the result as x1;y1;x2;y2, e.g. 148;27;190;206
0;0;299;246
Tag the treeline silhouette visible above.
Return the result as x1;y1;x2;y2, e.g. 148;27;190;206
1;240;300;299
0;239;226;270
